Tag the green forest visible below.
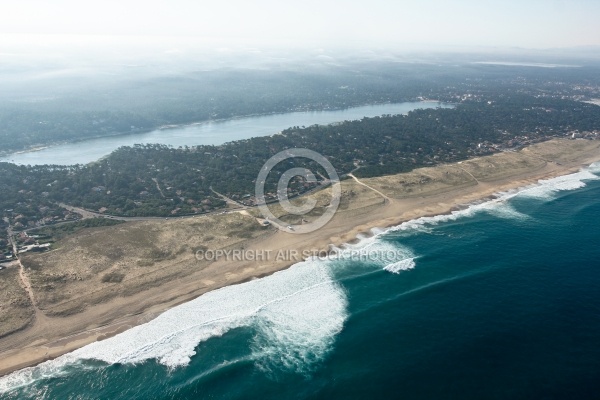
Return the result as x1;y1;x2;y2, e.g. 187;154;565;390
2;90;600;228
2;62;599;154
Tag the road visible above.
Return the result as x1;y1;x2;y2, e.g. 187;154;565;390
210;187;247;209
456;165;480;184
152;178;166;198
59;202;215;221
58;203;218;222
347;173;391;203
4;219;43;318
57;180;337;223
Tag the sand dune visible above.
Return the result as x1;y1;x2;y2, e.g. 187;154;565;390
1;138;599;376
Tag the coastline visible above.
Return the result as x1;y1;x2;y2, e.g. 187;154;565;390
1;139;600;377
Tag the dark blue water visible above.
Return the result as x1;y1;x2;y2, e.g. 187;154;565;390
2;167;600;399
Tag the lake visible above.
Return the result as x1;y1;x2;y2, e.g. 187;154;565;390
0;102;450;166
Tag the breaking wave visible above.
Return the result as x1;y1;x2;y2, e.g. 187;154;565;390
515;169;600;200
388;163;600;233
332;233;418;275
384;258;417;274
0;259;348;392
2;162;599;394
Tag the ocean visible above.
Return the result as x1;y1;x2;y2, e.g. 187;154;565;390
2;164;600;399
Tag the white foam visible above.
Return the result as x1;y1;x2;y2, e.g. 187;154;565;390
331;231;418;275
515;169;599;200
3;163;599;393
472;200;530;221
586;161;600;174
384;258;416;274
387;164;600;233
0;259;348;392
342;164;600;277
251;281;347;374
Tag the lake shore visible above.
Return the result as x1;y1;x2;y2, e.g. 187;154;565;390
0;100;445;163
1;138;599;377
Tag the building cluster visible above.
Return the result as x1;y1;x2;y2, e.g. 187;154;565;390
6;207;81;231
13;231;51;255
230;180;320;207
0;235;13;263
568;130;600;140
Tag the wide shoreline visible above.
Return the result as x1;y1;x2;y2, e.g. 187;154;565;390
1;139;600;378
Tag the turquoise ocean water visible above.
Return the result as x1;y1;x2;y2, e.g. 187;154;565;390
2;163;600;399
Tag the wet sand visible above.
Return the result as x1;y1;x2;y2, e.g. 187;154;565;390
1;139;599;377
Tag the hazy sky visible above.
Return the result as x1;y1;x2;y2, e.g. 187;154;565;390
1;0;599;49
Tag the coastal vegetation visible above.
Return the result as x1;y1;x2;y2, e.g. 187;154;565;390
0;266;34;338
20;213;270;317
1;137;599;377
28;218;124;244
1;92;600;228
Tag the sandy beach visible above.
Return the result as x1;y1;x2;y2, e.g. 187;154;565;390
1;138;599;377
